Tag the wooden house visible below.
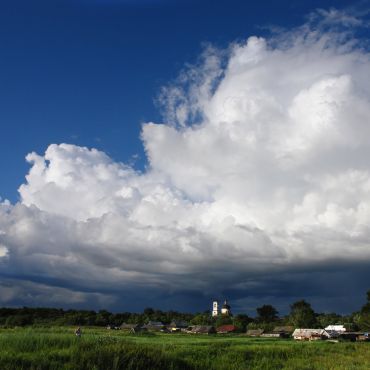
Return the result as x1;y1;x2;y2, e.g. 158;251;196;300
261;332;285;338
357;333;369;342
260;326;294;338
106;325;120;330
339;332;366;342
273;326;294;335
292;329;330;341
246;329;264;337
188;325;216;334
143;321;165;331
168;320;189;332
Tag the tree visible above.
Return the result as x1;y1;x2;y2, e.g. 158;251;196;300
5;314;33;327
361;290;370;314
95;310;110;326
215;316;233;328
143;307;155;316
288;300;316;328
357;289;370;331
190;313;214;326
256;305;278;323
316;312;343;328
233;314;253;332
247;321;275;332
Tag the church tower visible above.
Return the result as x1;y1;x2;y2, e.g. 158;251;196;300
212;301;219;317
221;300;232;316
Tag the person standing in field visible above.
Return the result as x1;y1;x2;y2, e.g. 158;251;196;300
75;327;82;337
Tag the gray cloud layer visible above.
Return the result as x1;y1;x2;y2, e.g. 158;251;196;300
1;10;370;313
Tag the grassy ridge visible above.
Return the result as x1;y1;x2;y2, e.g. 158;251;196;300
0;327;369;370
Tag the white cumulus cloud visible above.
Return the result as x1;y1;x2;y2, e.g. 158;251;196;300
1;9;370;312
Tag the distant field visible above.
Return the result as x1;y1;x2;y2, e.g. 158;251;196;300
0;327;369;370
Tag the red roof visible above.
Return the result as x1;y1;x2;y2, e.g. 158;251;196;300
216;325;237;333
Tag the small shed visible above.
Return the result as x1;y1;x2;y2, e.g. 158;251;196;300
216;325;238;334
246;329;264;337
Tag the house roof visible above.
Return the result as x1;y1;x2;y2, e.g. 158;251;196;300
143;321;165;330
216;325;237;333
273;326;294;333
169;320;189;328
146;321;164;326
246;329;264;336
293;329;329;337
325;325;346;331
191;325;216;333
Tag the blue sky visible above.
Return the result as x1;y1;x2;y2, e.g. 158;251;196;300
0;0;352;202
1;0;370;314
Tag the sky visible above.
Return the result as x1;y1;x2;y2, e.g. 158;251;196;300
1;0;370;315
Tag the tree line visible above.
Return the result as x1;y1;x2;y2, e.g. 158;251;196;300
1;290;369;331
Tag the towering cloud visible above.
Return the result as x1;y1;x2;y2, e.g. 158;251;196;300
1;9;370;312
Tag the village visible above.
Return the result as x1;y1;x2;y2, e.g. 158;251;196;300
1;298;370;369
110;300;370;342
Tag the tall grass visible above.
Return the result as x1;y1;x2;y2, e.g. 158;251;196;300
0;327;369;369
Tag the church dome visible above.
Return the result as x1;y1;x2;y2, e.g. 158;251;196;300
222;300;230;309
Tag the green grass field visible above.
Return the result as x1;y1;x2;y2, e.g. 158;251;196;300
0;327;369;370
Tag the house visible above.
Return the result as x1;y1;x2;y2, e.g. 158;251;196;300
339;332;365;342
168;320;189;332
262;326;295;338
273;326;294;335
188;325;216;334
160;327;171;333
106;325;120;330
216;325;238;334
324;325;346;337
246;329;264;337
357;333;369;342
292;329;330;341
261;332;285;338
143;321;165;331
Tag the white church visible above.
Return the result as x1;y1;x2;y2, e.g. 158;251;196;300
212;300;232;317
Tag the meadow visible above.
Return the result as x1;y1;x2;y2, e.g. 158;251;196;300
0;327;369;370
